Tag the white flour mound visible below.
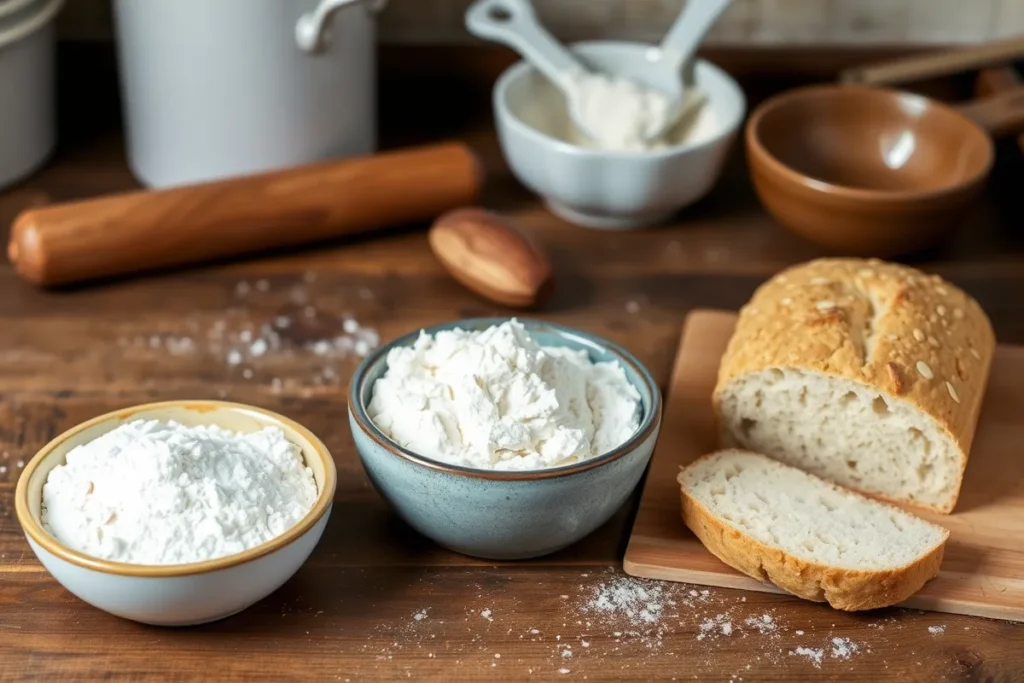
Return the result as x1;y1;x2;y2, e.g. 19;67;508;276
368;319;641;471
563;69;719;152
41;419;318;565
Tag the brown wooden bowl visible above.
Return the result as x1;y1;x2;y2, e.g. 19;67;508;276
745;85;999;257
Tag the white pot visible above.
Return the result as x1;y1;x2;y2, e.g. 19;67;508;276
112;0;386;189
0;0;63;190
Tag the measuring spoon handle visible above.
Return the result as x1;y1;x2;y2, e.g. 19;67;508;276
465;0;584;90
957;86;1024;138
659;0;733;66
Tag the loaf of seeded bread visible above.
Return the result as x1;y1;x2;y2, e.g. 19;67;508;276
678;450;949;611
714;258;995;514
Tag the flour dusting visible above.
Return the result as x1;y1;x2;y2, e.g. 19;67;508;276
830;637;859;660
587;576;667;625
115;273;380;393
790;646;824;667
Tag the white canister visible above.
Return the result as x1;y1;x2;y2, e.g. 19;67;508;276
0;0;62;190
112;0;386;189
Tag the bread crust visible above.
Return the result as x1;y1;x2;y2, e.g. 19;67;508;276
714;258;996;513
678;451;950;611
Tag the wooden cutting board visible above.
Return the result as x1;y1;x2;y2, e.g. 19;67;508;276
623;309;1024;622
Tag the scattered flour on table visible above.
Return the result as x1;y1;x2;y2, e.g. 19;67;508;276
367;319;641;471
928;625;946;635
830;637;859;660
41;419;317;564
790;646;825;668
344;568;894;678
587;575;669;625
115;274;379;391
789;635;861;667
744;614;778;634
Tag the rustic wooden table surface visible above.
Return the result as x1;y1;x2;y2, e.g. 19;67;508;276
1;48;1023;682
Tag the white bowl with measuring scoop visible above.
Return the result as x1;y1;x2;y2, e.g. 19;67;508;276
467;0;745;229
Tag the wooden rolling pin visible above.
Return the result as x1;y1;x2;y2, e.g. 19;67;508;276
8;142;483;287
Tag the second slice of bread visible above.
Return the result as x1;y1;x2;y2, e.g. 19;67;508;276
678;450;949;611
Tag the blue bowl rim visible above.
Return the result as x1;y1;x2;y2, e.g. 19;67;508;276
493;39;748;160
348;318;662;481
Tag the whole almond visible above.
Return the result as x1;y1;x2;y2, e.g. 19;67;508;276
429;208;553;308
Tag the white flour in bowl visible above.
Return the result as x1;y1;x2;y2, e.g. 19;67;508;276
562;69;720;152
41;419;318;565
367;319;642;471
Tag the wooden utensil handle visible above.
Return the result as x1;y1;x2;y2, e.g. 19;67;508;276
975;66;1024;155
839;36;1024;86
8;142;483;287
956;86;1024;138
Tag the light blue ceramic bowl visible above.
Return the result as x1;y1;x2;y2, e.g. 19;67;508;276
348;318;663;561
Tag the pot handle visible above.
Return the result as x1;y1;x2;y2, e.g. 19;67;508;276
956;85;1024;138
295;0;388;54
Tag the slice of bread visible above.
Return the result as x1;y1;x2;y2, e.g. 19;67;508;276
678;449;949;611
714;258;995;514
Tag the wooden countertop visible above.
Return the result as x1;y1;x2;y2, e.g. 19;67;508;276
1;45;1023;681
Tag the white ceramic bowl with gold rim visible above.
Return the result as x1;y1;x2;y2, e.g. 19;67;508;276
14;400;336;627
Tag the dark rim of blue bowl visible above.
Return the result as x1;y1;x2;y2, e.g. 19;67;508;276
348;318;662;481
